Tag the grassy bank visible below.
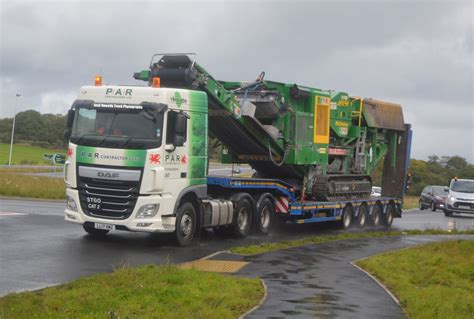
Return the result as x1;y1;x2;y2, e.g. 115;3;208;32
357;240;474;319
230;229;474;255
403;195;418;210
0;173;65;199
0;143;65;165
0;264;263;319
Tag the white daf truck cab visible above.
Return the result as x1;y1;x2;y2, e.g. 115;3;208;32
64;83;217;245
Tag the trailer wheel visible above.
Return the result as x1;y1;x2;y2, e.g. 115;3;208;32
175;202;197;246
340;205;353;229
83;224;109;237
232;198;253;238
255;197;274;234
385;204;395;227
372;203;384;227
357;205;368;228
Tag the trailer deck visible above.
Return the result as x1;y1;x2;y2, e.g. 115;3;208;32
207;176;402;227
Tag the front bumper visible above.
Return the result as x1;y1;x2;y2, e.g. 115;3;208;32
64;188;176;232
446;204;474;215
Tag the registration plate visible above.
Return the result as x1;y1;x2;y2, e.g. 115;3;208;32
458;205;470;210
94;223;115;231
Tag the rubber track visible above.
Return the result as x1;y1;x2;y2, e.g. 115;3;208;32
312;175;372;201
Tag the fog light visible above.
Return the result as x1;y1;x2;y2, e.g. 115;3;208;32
136;204;160;218
137;223;153;227
66;213;76;220
66;195;77;212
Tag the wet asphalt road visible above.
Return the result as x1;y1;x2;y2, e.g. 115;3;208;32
234;234;474;319
0;198;473;298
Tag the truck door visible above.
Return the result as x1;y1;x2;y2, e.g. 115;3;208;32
164;110;189;181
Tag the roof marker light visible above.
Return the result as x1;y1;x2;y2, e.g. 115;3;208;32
95;75;102;86
152;77;161;88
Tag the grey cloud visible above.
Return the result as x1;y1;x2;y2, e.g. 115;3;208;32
0;0;472;161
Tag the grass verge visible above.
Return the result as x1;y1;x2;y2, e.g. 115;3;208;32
403;195;419;210
0;264;263;319
357;240;474;319
230;229;474;255
0;143;65;166
0;174;65;199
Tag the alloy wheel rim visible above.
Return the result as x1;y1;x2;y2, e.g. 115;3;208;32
344;210;351;227
180;213;193;238
238;208;249;231
359;210;366;226
261;206;270;229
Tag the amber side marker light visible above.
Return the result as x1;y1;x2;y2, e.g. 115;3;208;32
152;77;161;88
95;75;102;86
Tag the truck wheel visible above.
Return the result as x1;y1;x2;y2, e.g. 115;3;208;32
431;201;436;212
419;201;424;210
357;205;368;228
372;204;384;227
232;198;253;238
340;205;353;229
444;210;453;217
385;204;394;227
175;202;197;246
255;197;274;234
83;224;109;237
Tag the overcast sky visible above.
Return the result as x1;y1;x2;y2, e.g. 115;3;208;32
0;0;472;161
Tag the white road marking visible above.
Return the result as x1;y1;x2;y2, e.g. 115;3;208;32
0;212;27;216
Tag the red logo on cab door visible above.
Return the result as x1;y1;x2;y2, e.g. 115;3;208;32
181;155;187;164
67;148;73;157
149;154;161;164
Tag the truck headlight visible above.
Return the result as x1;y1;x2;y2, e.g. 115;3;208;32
136;204;160;218
66;195;78;212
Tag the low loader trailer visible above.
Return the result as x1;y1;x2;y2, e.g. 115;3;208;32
64;54;412;245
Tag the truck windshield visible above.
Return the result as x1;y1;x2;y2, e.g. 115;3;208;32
70;104;164;149
451;180;474;193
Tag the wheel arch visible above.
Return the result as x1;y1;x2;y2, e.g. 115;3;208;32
174;185;207;230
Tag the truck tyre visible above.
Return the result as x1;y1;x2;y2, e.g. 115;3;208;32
255;197;274;234
357;205;368;228
83;224;109;237
419;200;425;210
431;201;436;212
232;197;253;238
340;205;353;229
372;204;384;227
444;209;453;217
384;204;395;227
175;202;197;246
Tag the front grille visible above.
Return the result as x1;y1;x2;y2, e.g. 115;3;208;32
78;177;140;220
453;202;474;210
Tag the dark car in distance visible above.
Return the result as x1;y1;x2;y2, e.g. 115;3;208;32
419;185;449;211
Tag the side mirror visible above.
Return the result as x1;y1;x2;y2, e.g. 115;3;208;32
66;109;75;129
173;135;186;147
64;128;71;142
173;113;187;147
